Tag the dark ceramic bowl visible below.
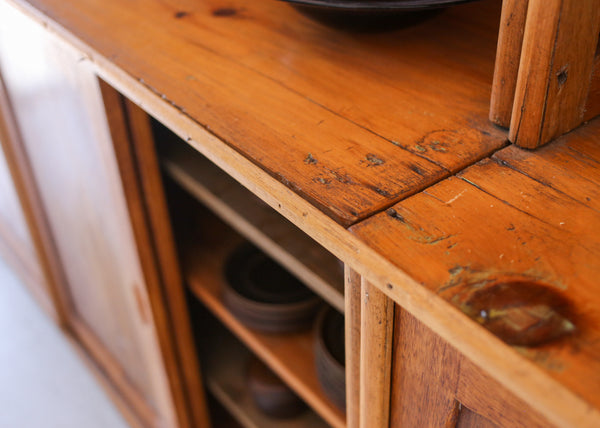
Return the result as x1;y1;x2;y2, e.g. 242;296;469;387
281;0;480;30
314;306;346;411
223;243;322;333
247;356;308;418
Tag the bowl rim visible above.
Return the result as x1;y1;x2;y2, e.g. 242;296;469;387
280;0;479;11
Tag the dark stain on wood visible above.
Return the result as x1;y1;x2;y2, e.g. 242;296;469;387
174;11;189;19
212;8;237;17
365;153;385;166
407;163;427;176
304;153;318;165
451;278;577;347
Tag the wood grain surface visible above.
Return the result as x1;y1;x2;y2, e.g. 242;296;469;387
359;279;394;428
344;268;361;428
8;0;506;225
489;0;529;127
351;118;600;427
390;311;549;427
509;0;600;148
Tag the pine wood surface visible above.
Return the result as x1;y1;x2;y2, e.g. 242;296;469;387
7;0;506;225
351;118;600;427
359;280;394;428
344;268;361;428
390;311;549;428
162;140;345;312
509;0;600;148
489;0;529;127
184;214;346;428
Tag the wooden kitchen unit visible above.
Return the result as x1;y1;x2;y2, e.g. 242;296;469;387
0;0;598;427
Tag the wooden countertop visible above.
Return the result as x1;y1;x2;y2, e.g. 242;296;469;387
5;0;599;427
11;0;505;225
351;118;600;427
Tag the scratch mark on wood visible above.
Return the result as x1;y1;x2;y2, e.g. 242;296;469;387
446;189;467;204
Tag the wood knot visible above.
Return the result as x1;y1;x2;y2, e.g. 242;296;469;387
454;279;576;347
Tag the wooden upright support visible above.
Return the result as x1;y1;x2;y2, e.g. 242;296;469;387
491;0;600;149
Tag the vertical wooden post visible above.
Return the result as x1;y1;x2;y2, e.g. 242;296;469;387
489;0;530;128
345;267;362;428
359;278;394;428
509;0;600;148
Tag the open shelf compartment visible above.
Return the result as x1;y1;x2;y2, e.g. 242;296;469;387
182;210;346;428
162;140;344;313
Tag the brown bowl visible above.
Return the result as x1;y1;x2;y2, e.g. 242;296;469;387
223;243;322;333
314;306;346;411
247;356;307;418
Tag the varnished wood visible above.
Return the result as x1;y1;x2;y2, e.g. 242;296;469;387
509;0;600;148
390;309;462;427
390;311;549;428
4;0;600;427
120;97;210;428
185;212;346;428
6;0;506;225
344;268;361;428
351;118;600;427
359;279;393;428
162;140;344;312
489;0;529;127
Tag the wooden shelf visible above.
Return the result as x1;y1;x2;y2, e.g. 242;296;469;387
184;216;346;428
163;141;345;313
203;326;329;428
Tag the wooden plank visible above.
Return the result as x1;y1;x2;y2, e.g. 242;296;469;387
122;97;210;428
489;0;529;127
509;0;600;148
359;279;393;428
390;311;550;428
7;0;506;225
162;141;344;313
344;268;361;428
202;326;329;428
185;214;346;428
390;310;463;427
351;118;600;428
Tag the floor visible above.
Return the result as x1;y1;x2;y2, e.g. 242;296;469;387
0;256;130;428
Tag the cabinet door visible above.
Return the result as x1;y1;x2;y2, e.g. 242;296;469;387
0;4;194;428
390;310;551;428
0;103;49;310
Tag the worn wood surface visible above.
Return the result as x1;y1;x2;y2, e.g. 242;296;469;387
344;268;361;428
390;311;550;428
162;140;344;312
489;0;529;127
184;211;346;428
509;0;600;148
359;279;394;428
352;118;600;427
7;0;505;225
